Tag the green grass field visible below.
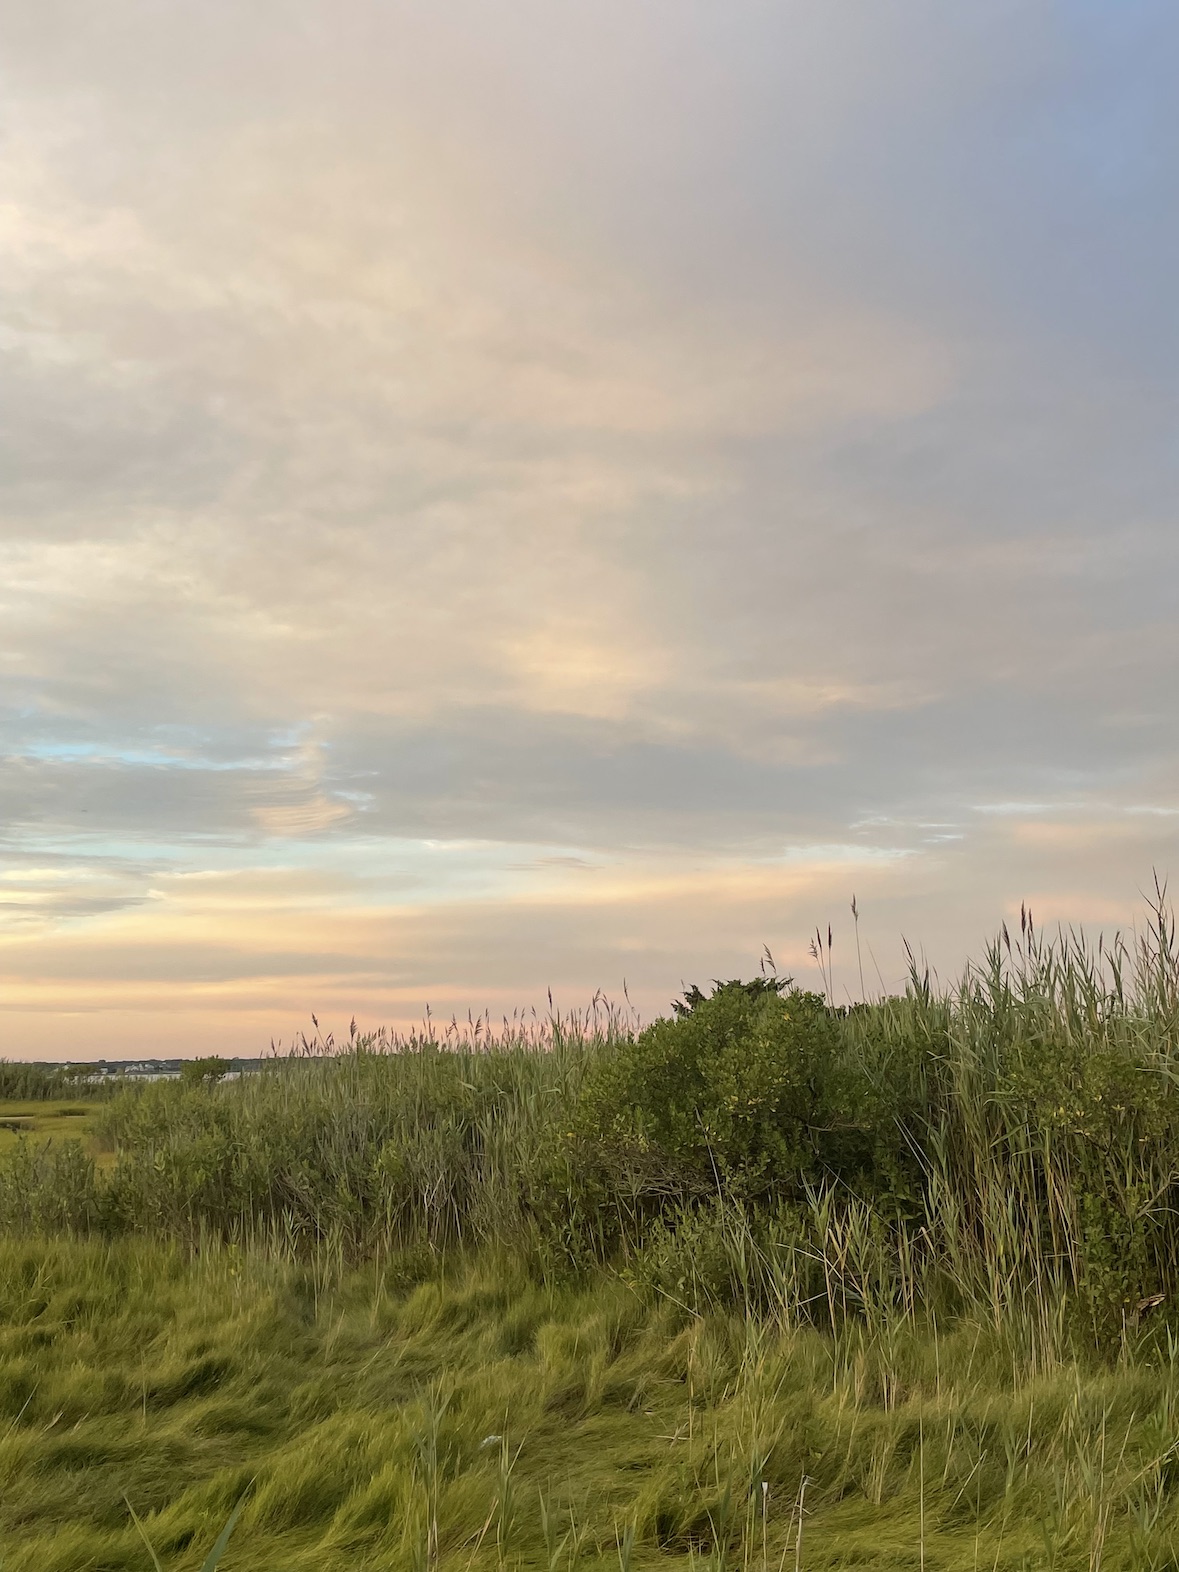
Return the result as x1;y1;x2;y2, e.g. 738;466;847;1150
6;914;1179;1568
3;1236;1177;1571
0;1100;102;1156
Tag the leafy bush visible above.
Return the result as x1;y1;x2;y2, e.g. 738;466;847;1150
180;1056;231;1087
575;980;881;1201
0;1138;104;1234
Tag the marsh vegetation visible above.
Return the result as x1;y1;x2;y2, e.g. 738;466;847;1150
5;903;1179;1568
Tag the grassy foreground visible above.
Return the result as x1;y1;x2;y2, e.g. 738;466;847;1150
4;1236;1179;1571
7;909;1179;1567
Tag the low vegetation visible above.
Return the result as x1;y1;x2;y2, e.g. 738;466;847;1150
5;901;1179;1566
6;1234;1179;1571
0;1100;102;1160
0;1059;105;1102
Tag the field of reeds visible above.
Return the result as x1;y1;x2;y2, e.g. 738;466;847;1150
5;902;1179;1568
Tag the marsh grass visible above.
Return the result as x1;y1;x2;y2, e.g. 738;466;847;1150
18;904;1176;1341
9;912;1179;1331
0;1100;104;1158
3;1236;1179;1568
126;1490;247;1572
7;914;1179;1563
0;1062;103;1102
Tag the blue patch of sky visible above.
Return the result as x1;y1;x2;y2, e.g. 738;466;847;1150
13;740;298;772
4;711;317;773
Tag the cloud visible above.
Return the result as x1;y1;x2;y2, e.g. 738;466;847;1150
1;2;1178;1054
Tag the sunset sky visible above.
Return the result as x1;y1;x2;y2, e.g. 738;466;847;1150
3;3;1179;1059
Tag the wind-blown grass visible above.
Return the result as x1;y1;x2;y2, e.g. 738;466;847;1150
3;1234;1179;1570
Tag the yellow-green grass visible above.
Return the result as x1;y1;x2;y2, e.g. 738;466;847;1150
0;1099;104;1160
1;1236;1178;1571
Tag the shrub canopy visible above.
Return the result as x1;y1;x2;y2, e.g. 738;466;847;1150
576;980;877;1199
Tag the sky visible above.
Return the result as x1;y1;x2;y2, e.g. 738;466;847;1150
2;2;1179;1059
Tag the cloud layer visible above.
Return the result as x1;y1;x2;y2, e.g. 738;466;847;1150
3;2;1179;1056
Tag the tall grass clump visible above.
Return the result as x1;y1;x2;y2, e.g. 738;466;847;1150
0;1059;102;1100
868;892;1179;1343
85;998;637;1265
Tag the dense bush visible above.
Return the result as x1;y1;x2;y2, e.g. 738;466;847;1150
574;980;886;1201
179;1055;231;1086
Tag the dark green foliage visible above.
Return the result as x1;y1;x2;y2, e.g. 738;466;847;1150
576;981;877;1200
179;1057;231;1087
669;973;791;1018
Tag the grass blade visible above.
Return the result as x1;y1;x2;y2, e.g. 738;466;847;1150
200;1493;249;1572
124;1496;165;1572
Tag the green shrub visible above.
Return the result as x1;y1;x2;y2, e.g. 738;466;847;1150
575;981;880;1202
180;1057;231;1087
0;1138;104;1234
